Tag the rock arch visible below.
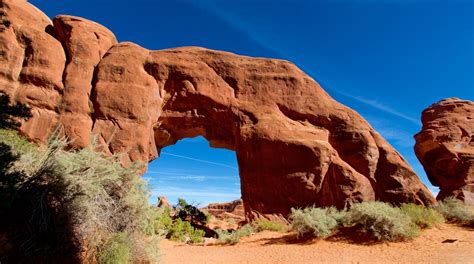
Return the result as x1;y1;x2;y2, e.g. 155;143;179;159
0;0;435;219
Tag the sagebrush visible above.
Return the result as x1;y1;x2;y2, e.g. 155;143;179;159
400;203;444;228
0;130;163;263
433;197;474;225
345;202;420;241
289;207;344;238
254;218;287;232
216;224;255;245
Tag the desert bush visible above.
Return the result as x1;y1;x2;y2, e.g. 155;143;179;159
400;203;444;228
174;198;208;225
254;218;287;232
168;218;205;243
150;199;207;244
345;201;419;241
0;130;162;263
216;224;255;245
150;207;173;236
97;232;132;264
289;207;345;238
0;129;35;154
433;197;474;225
226;218;237;226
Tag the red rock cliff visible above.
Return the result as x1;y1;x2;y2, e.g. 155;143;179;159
0;0;435;218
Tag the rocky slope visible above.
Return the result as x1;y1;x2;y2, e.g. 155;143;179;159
0;0;435;218
415;98;473;205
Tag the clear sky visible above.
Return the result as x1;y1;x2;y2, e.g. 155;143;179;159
31;0;473;206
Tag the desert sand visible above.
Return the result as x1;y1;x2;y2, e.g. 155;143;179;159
160;224;474;264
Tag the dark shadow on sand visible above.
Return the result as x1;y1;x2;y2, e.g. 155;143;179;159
259;226;386;246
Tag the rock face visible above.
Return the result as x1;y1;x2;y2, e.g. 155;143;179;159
415;98;474;205
0;0;435;218
157;196;171;209
204;199;245;220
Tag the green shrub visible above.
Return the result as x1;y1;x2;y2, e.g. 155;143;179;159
168;218;205;244
289;207;344;238
254;218;287;232
345;202;419;241
433;197;474;225
203;210;213;222
151;200;207;244
97;232;132;264
237;223;255;237
151;207;173;236
216;229;240;245
400;203;444;228
216;224;255;245
174;198;208;225
0;129;36;154
227;218;237;226
0;131;162;263
189;227;206;244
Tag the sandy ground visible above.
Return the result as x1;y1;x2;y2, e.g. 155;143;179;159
160;224;474;264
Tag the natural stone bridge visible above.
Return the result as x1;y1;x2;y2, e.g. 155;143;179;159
0;0;435;218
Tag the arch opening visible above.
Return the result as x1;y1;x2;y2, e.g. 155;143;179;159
145;136;241;207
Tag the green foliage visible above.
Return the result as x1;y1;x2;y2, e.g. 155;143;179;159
97;232;132;264
254;218;287;232
226;218;237;226
150;207;173;236
174;198;208;225
151;198;208;244
149;199;207;244
433;197;474;225
400;203;444;228
288;201;471;243
289;207;344;238
345;202;419;241
0;129;36;154
203;210;214;222
216;224;255;245
0;131;26;208
168;218;205;244
0;131;161;263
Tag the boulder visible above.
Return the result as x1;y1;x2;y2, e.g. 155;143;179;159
157;196;171;209
415;98;474;205
0;0;435;218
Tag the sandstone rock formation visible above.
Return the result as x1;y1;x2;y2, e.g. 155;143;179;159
157;196;171;209
0;0;435;218
415;98;474;205
203;199;245;220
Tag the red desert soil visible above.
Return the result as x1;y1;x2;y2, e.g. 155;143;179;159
160;224;474;264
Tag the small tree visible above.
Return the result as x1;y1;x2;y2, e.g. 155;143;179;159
174;198;208;225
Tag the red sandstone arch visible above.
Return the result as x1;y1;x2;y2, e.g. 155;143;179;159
0;0;435;219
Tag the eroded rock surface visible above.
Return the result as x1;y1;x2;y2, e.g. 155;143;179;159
415;98;474;205
204;199;245;220
0;0;435;218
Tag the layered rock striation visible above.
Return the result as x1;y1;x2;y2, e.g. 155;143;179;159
204;199;245;220
0;0;435;218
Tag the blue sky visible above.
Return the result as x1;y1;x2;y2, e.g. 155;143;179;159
31;0;473;206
